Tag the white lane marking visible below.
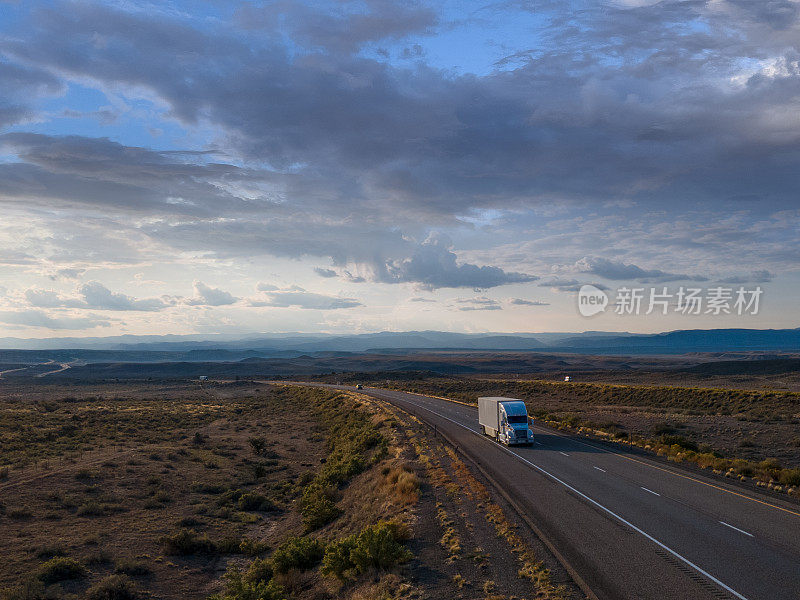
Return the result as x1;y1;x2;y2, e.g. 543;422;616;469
559;451;570;457
719;521;754;538
641;487;661;497
376;391;750;600
593;466;606;473
535;441;543;445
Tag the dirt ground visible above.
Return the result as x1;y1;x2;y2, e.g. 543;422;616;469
0;380;578;600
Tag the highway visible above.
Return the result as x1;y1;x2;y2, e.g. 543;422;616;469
324;384;800;600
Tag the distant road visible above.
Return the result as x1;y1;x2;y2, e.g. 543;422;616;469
310;384;800;600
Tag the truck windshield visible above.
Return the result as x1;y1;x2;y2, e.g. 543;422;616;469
507;415;527;424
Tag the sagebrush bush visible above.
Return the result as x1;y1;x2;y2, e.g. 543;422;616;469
114;559;151;577
86;574;139;600
216;489;275;512
321;522;411;580
36;557;86;585
208;567;286;600
159;529;216;555
299;483;341;531
271;537;325;574
297;391;386;531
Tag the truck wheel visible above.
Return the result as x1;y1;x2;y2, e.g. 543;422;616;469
480;425;486;435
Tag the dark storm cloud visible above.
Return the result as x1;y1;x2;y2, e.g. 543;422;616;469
3;0;799;216
0;133;276;215
235;0;437;55
1;0;799;289
0;58;64;127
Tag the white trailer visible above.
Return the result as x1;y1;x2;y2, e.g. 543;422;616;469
478;396;534;445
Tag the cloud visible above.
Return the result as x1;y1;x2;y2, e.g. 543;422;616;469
538;278;610;293
0;309;111;330
409;297;435;303
25;288;85;308
573;257;708;283
78;281;168;311
717;270;775;284
314;267;338;278
454;296;502;311
186;281;238;306
48;267;86;280
24;282;168;311
235;0;437;55
0;59;64;127
509;298;549;306
0;0;796;333
372;234;537;290
249;286;361;309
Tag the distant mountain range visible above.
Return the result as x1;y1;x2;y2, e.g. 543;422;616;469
1;328;800;365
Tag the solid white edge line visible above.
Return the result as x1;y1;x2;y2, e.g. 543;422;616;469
379;391;751;600
720;521;754;538
594;466;607;473
560;451;570;456
641;486;661;497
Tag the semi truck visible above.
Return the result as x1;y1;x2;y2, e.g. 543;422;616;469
478;397;534;445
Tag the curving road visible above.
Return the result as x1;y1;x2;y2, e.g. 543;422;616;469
320;384;800;600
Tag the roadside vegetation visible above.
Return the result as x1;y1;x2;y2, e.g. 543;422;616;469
1;379;584;600
322;374;800;500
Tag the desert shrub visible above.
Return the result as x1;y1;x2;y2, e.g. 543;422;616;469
191;481;227;494
148;489;171;504
271;537;325;574
237;492;275;512
321;522;411;580
1;579;46;600
652;422;677;435
239;538;270;557
86;575;139;600
299;483;340;531
215;489;271;511
246;558;273;583
778;468;800;486
384;467;420;506
114;559;151;577
208;567;286;600
86;551;113;566
248;437;267;456
320;537;358;580
659;435;698;451
33;544;67;559
36;557;86;585
159;529;216;555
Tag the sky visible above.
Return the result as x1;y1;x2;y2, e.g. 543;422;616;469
0;0;798;339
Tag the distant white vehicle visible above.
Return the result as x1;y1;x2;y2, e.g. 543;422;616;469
199;376;208;381
564;376;571;382
478;397;534;445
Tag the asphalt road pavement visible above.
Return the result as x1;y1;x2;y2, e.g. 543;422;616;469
317;384;800;600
